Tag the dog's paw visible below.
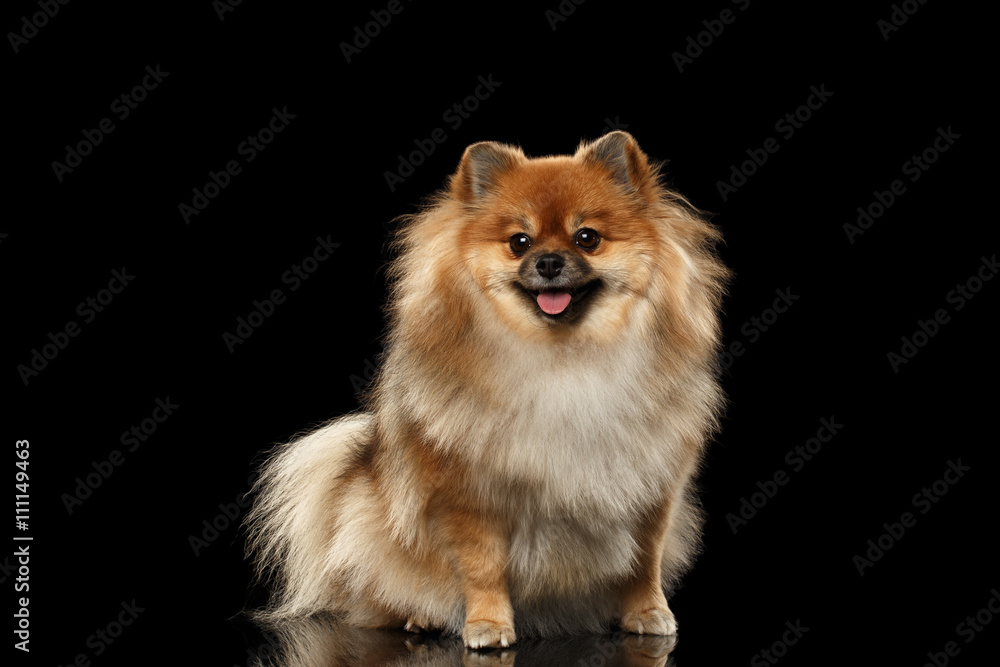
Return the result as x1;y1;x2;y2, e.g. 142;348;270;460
622;632;678;663
462;619;516;649
404;617;427;633
621;606;677;636
462;648;516;666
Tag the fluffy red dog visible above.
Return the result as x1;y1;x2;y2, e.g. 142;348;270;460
246;131;728;649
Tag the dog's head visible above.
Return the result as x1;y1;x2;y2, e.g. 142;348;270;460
448;131;679;342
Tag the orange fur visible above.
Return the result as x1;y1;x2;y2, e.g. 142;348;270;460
245;131;729;648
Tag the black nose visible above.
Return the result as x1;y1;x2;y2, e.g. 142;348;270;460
535;253;564;280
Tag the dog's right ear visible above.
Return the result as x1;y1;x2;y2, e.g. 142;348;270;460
451;141;525;204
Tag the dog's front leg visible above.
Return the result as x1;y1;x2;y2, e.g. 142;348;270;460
619;492;678;636
438;504;516;649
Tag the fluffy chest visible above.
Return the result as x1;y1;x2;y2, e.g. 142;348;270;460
506;507;639;598
443;356;684;514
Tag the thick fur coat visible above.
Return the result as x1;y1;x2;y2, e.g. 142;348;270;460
246;131;728;649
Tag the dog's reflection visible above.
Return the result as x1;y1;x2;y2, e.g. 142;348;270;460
249;617;677;667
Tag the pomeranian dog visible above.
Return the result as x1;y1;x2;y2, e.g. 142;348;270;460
246;131;728;649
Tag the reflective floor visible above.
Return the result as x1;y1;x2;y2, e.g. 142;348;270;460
246;617;677;667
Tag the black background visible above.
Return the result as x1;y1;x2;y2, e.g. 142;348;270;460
5;1;996;665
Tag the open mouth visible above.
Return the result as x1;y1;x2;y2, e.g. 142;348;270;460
517;280;602;319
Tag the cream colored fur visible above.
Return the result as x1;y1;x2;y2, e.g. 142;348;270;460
245;132;726;640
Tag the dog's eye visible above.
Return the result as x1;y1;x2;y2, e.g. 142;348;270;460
574;228;600;250
509;233;532;253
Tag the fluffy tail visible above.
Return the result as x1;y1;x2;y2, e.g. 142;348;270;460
244;412;372;622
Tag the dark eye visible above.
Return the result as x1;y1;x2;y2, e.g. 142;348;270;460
509;233;532;253
574;228;600;250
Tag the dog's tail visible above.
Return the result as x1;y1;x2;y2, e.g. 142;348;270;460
244;412;372;622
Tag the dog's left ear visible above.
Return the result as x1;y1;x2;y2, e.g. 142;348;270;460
576;131;655;194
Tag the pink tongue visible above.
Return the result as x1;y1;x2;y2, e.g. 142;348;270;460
537;290;572;315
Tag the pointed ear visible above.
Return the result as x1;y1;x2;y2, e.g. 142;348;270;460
576;131;653;191
451;141;525;203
